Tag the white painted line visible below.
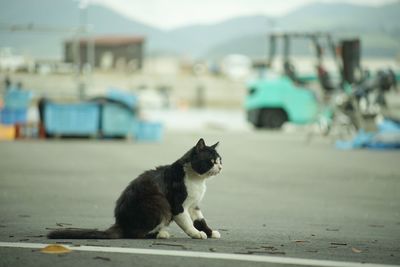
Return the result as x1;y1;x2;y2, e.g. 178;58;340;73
0;241;398;267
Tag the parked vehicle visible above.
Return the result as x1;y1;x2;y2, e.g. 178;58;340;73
245;32;340;128
245;32;399;132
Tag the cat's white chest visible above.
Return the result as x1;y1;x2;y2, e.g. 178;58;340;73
183;176;206;210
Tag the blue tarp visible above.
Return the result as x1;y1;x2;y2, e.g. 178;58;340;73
336;119;400;150
106;88;137;109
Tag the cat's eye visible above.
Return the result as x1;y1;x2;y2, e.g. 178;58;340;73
212;158;221;164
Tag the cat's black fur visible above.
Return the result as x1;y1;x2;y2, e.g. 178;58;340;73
48;138;221;239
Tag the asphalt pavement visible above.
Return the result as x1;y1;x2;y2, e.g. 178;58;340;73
0;131;399;266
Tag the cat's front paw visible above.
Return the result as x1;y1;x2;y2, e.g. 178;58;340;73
156;230;170;239
211;230;221;239
189;230;207;239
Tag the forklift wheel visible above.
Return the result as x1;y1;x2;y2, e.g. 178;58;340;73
258;109;288;129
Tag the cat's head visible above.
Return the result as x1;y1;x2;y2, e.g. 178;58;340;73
181;138;222;177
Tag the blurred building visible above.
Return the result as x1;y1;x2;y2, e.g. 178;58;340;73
64;36;145;71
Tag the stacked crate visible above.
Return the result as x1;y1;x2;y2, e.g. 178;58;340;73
0;89;33;140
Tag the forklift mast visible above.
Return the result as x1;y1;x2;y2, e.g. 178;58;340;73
340;39;361;84
265;32;346;89
266;35;276;68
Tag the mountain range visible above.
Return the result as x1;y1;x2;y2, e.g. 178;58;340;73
0;0;399;60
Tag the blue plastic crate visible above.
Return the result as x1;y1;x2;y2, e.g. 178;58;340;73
101;103;135;137
44;102;100;136
134;121;163;142
4;89;33;109
0;108;28;125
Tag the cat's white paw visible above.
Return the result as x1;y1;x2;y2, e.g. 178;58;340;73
189;230;207;239
198;231;207;239
211;230;221;239
156;230;170;239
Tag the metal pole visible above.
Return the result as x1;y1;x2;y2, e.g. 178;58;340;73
267;35;276;68
77;3;87;100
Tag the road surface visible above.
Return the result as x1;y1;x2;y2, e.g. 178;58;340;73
0;131;399;266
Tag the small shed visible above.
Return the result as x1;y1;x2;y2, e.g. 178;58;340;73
64;35;145;71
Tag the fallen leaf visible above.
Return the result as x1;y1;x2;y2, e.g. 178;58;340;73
294;240;310;243
263;251;286;255
56;222;73;227
261;246;277;250
40;244;72;254
352;247;362;253
326;228;339;231
209;248;217;252
93;256;111;261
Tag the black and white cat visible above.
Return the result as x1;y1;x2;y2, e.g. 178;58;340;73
48;138;222;240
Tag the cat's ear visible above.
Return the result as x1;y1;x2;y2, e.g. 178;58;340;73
211;142;219;149
195;138;206;152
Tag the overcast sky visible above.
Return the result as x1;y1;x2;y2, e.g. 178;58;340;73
90;0;397;30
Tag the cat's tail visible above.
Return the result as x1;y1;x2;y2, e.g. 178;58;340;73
47;225;122;239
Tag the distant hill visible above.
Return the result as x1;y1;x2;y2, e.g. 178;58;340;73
278;2;400;31
166;15;270;57
0;0;399;59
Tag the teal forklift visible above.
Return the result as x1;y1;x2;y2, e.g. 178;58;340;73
245;31;399;133
245;31;342;128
